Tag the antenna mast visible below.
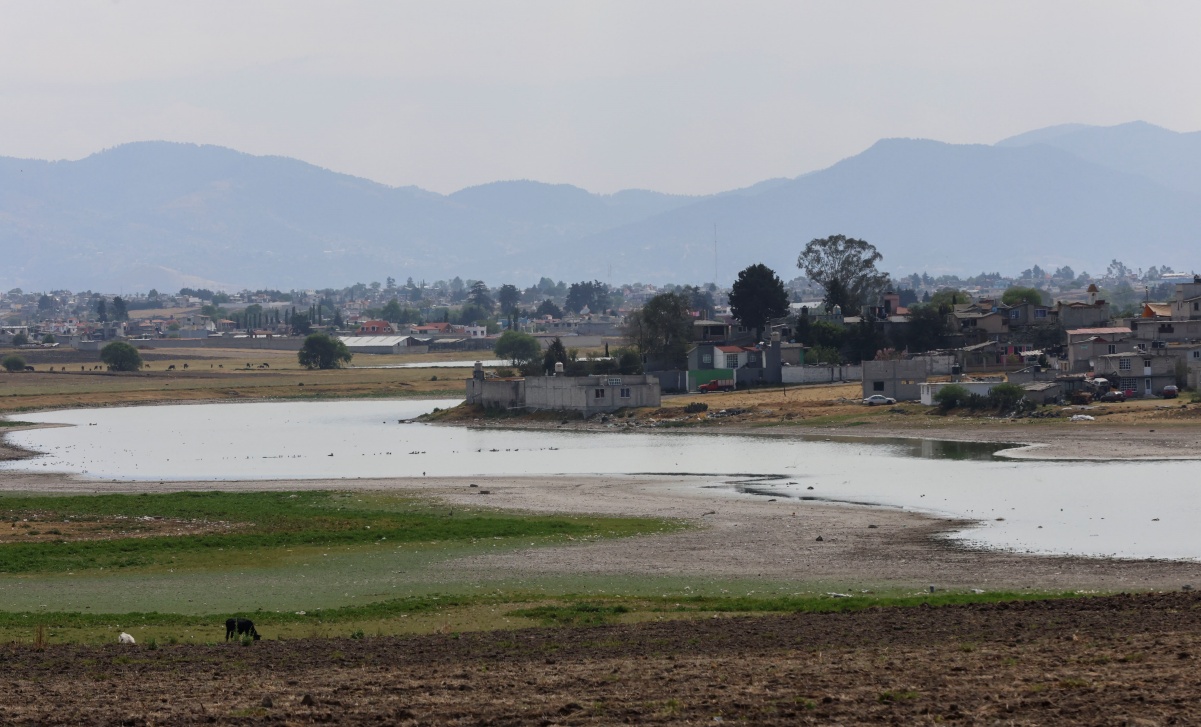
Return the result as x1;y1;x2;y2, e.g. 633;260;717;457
713;223;718;285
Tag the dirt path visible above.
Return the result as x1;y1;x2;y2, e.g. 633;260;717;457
3;592;1200;724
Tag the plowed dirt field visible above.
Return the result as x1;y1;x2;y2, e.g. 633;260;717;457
3;592;1200;725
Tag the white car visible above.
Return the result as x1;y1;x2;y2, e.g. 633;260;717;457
862;395;896;406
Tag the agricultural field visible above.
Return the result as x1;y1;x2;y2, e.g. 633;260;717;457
3;591;1200;724
0;346;470;413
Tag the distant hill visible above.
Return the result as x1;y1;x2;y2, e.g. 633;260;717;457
1;122;1198;291
573;132;1201;281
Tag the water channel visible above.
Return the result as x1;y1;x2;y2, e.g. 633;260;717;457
2;398;1198;561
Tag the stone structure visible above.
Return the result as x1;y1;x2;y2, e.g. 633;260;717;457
466;367;660;415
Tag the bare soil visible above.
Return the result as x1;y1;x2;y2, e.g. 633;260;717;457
3;592;1201;724
0;512;246;544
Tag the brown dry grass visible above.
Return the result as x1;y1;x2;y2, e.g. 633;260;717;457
0;346;469;414
0;513;247;544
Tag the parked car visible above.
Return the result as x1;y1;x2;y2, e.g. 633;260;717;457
1099;390;1126;402
862;394;897;406
1162;385;1179;399
698;379;735;393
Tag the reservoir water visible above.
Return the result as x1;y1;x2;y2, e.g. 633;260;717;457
2;399;1198;561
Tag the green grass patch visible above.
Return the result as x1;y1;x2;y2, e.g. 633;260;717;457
0;490;678;575
0;589;1092;645
510;602;632;626
0;420;36;427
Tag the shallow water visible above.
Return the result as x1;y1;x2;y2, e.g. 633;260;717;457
352;359;507;369
3;399;1199;561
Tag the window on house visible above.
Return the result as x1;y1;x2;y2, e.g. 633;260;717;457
725;354;739;368
873;381;885;392
1119;377;1138;391
1144;359;1153;368
1195;302;1199;311
702;354;712;364
607;377;621;386
1107;344;1117;354
1035;309;1047;319
594;389;605;399
1193;351;1200;359
619;388;631;398
1010;309;1020;319
1119;358;1131;371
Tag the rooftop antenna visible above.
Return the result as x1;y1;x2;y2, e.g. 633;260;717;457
713;223;718;286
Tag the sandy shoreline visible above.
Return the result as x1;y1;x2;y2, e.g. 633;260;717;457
2;468;1200;593
4;407;1201;593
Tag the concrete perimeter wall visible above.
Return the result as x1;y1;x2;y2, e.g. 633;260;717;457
782;364;862;384
466;378;526;408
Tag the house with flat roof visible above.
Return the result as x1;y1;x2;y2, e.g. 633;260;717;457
466;368;660;415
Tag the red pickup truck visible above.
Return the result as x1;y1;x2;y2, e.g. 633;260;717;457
698;379;735;393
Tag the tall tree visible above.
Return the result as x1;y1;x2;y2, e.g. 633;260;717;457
111;296;129;321
100;341;142;372
497;283;520;327
1001;287;1045;306
728;263;790;341
565;281;611;314
380;299;403;323
534;299;563;319
797;234;889;315
468;281;494;312
297;333;352;369
542;336;569;374
623;292;692;369
95;297;108;323
680;285;715;319
494;330;541;366
903;303;950;353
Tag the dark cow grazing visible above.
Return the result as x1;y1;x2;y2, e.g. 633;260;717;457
225;617;261;641
182;363;188;369
167;364;175;370
23;366;34;372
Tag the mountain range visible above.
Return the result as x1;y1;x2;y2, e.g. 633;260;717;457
1;120;1197;292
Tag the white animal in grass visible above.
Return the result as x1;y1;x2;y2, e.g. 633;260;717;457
118;632;136;644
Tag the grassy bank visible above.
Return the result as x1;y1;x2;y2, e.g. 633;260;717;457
0;589;1081;646
0;490;675;575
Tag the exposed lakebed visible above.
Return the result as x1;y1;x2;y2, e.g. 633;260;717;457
2;398;1198;561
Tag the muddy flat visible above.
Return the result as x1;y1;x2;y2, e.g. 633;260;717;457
2;592;1199;724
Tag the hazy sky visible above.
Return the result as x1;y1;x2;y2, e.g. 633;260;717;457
3;1;1199;195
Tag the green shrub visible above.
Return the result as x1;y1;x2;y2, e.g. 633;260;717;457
2;355;26;373
684;402;708;414
933;384;970;411
988;383;1026;411
99;341;142;372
